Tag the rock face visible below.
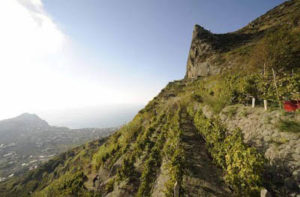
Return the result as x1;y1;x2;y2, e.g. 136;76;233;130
185;25;221;79
185;0;300;79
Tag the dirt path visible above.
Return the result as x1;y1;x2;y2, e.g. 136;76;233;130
180;111;231;197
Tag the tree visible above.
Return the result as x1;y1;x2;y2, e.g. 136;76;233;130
252;26;300;109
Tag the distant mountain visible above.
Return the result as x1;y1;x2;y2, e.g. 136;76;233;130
4;113;49;126
1;0;299;196
0;114;49;146
0;113;115;180
11;113;48;124
0;113;49;138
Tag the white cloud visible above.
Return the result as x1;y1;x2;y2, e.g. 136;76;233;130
0;0;64;61
0;0;70;118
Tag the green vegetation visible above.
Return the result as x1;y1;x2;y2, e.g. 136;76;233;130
86;59;297;196
223;105;238;118
93;115;142;170
116;157;135;181
105;178;115;193
1;1;299;196
137;143;163;196
252;26;300;73
188;108;265;195
0;138;107;197
163;106;185;196
188;71;299;114
36;171;88;197
277;119;300;133
270;137;289;147
2;50;298;197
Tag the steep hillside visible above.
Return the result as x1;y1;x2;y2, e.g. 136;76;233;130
0;0;299;196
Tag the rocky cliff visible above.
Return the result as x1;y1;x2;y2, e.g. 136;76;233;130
0;1;299;197
185;0;300;79
185;25;221;78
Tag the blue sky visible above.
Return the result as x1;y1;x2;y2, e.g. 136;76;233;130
0;0;285;127
43;0;285;81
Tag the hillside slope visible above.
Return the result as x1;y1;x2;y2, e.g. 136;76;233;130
0;0;299;196
0;137;108;196
0;113;114;180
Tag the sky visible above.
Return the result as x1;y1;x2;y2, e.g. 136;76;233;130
0;0;285;128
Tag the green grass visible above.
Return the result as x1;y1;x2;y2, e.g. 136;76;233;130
224;106;238;119
277;120;300;133
241;109;248;117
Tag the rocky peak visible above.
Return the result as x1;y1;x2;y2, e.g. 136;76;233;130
0;113;50;131
185;0;300;79
192;24;214;40
185;25;221;79
16;113;42;121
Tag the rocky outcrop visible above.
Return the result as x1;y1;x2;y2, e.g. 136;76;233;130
185;0;300;79
185;25;221;79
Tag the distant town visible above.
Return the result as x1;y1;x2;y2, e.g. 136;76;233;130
0;113;115;181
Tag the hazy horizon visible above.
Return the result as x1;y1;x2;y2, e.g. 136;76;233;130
1;104;143;129
37;103;144;129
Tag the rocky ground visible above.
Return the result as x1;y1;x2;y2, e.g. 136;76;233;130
217;105;300;195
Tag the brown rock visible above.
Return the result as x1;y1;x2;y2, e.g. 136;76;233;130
185;25;220;79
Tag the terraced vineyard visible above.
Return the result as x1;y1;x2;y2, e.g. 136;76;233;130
0;0;299;196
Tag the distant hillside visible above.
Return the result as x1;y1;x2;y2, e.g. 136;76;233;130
0;0;299;196
0;137;108;197
0;113;50;139
0;113;115;181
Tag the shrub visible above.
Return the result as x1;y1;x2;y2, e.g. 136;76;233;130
42;171;87;196
190;70;299;112
277;119;300;133
224;129;265;195
163;106;185;196
224;106;238;119
105;178;115;193
193;110;265;195
137;136;165;197
93;115;142;170
117;157;135;181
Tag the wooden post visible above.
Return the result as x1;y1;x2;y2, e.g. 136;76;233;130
264;100;268;111
272;68;281;109
263;63;267;111
174;181;179;197
252;97;256;108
